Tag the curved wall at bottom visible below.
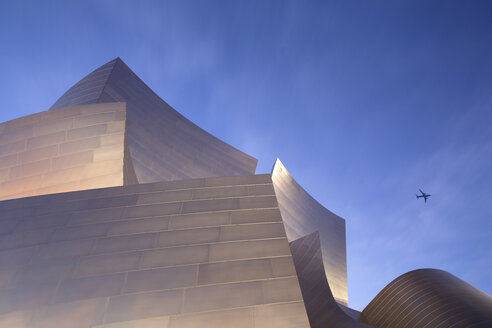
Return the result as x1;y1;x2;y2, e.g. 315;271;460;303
361;269;492;328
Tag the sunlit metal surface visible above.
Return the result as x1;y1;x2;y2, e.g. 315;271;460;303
271;158;348;305
0;102;133;200
361;269;492;328
0;174;310;328
51;58;258;183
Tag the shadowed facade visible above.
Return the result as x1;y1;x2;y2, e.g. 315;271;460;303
1;58;491;328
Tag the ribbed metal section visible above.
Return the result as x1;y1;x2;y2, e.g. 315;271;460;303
361;269;492;328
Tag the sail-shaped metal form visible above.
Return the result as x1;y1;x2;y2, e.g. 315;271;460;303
272;158;348;305
51;58;258;184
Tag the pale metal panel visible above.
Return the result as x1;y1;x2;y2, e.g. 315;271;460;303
73;252;140;278
54;273;125;303
141;245;209;269
253;302;312;328
168;211;230;230
104;289;183;324
183;280;264;313
169;307;254;328
0;102;129;201
124;266;198;293
32;298;107;328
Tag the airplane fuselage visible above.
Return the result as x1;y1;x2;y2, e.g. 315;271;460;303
416;191;430;203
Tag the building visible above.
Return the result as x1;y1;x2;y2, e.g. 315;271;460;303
0;58;490;328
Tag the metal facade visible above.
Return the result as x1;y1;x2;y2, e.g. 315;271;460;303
1;58;490;328
0;175;310;328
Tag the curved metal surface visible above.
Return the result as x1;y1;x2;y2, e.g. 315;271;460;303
271;158;348;305
290;232;374;328
51;58;258;183
361;269;492;328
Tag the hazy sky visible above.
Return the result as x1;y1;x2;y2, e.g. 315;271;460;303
1;0;491;310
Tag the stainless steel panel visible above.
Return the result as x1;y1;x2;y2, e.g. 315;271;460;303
124;266;198;293
197;258;274;285
54;273;125;303
141;245;209;269
169;307;254;328
104;289;183;324
32;298;107;328
183;280;264;313
73;252;140;278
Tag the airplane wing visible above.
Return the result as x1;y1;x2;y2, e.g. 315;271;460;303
419;189;424;195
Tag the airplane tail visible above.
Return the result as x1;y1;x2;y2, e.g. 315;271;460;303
416;195;419;199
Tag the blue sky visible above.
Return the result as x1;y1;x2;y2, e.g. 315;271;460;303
1;0;491;310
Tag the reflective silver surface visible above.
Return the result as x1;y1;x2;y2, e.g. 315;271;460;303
271;158;348;305
51;58;258;183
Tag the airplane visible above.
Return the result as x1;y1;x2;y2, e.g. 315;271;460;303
416;189;430;203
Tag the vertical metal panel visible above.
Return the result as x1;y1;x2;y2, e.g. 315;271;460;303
272;158;348;305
